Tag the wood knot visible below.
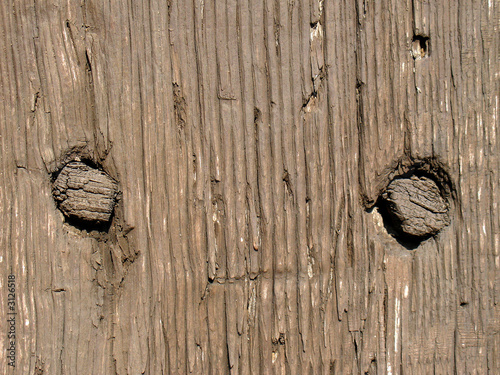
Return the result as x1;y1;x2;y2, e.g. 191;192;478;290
52;161;118;227
381;175;450;239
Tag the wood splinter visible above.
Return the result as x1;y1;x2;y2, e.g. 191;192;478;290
52;161;118;225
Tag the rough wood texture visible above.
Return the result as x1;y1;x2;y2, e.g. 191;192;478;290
53;161;118;224
0;0;498;374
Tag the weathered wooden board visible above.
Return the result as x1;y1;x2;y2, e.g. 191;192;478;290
0;0;498;374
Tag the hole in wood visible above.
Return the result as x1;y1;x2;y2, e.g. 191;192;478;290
376;161;452;248
412;35;430;59
52;160;118;231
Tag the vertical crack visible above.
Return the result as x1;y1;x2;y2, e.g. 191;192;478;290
355;0;370;206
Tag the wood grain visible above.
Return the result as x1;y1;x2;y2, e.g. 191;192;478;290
0;0;498;374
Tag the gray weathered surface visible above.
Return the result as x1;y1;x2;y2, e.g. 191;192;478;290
0;0;498;374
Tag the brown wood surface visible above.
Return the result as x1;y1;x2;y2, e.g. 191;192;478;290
0;0;498;374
